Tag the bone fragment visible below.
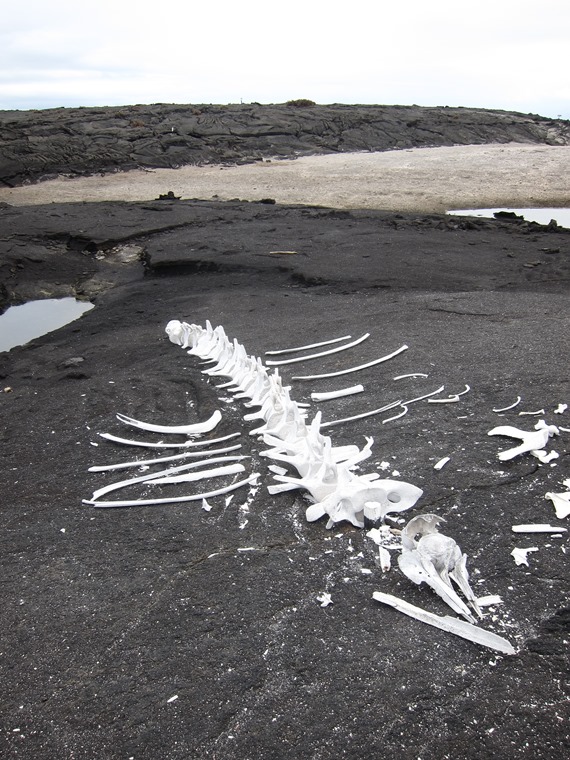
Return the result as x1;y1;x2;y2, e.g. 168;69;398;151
510;547;539;566
477;595;503;607
379;546;392;572
545;491;570;519
317;592;333;607
393;373;428;380
434;456;450;470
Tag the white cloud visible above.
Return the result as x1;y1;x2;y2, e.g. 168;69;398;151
1;0;569;117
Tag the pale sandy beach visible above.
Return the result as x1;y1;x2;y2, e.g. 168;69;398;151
2;143;569;212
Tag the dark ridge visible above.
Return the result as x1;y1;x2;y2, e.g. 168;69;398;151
1;103;569;186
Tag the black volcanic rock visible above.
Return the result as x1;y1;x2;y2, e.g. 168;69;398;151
1;103;569;186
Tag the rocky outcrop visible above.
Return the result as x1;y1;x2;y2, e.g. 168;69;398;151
1;103;569;186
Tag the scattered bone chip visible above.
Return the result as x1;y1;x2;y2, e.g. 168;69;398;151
545;491;570;519
477;595;503;607
317;592;333;607
510;547;539;566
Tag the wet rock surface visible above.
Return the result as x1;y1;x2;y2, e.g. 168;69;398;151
1;107;569;759
1;103;569;187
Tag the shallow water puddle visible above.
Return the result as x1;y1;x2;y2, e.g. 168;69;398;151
448;207;570;227
0;297;94;352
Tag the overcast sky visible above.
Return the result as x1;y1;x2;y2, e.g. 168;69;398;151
1;0;569;118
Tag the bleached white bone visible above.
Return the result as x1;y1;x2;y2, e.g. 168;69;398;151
88;435;242;471
488;422;559;461
99;434;242;453
511;547;538;566
545;491;570;519
116;409;221;436
320;400;402;429
90;457;246;500
311;385;364;401
382;404;408;424
266;333;370;366
306;479;423;529
402;386;446;405
398;514;481;622
492;396;522;413
512;524;567;533
145;463;245;484
84;473;260;508
372;592;516;655
266;335;351;355
165;321;423;531
291;345;409;380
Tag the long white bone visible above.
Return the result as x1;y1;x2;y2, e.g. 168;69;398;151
320;400;401;429
265;335;352;355
291;345;409;380
115;409;221;436
89;448;244;472
373;592;516;655
84;473;260;508
265;333;370;366
90;458;246;501
145;463;245;484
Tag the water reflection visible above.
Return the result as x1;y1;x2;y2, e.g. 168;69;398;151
0;297;94;352
448;207;570;227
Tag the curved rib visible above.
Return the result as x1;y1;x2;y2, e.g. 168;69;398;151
320;400;402;429
402;386;445;405
382;405;409;424
145;463;245;484
393;373;428;380
492;396;521;413
90;456;246;498
265;335;352;355
292;345;409;380
84;474;260;508
89;448;244;472
266;334;370;366
116;409;222;435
